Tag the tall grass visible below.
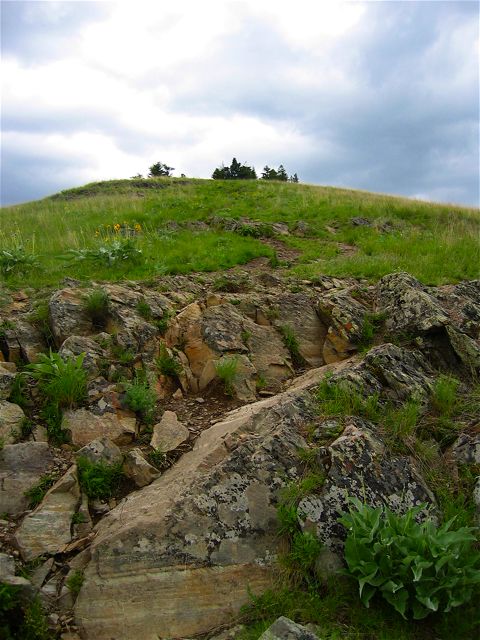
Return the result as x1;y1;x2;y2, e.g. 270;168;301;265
1;178;478;288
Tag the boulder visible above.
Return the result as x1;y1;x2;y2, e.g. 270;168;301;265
0;319;46;363
0;552;15;579
150;411;189;452
60;335;108;377
0;442;55;515
0;400;25;444
49;288;93;347
15;465;81;560
64;408;136;446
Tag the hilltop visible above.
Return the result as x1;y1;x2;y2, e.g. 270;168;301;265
0;178;479;640
1;178;478;291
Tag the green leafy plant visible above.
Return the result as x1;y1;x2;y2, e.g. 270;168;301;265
148;447;168;470
1;584;50;640
66;570;84;595
8;374;29;409
0;246;39;277
24;474;56;509
136;298;152;320
214;356;239;396
83;288;110;328
340;498;480;620
280;325;305;368
111;343;135;365
155;344;182;377
154;311;171;335
68;238;143;266
26;350;87;408
71;511;86;525
40;401;69;445
357;312;387;350
124;376;157;424
77;456;123;500
431;375;460;417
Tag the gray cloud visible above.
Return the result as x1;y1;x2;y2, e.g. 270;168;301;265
1;1;478;206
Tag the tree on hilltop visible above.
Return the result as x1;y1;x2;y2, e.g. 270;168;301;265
260;164;291;181
212;158;257;180
148;162;174;177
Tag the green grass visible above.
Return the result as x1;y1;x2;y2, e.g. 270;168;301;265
0;178;477;289
76;456;124;501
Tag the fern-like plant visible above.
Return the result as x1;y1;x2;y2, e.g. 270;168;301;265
26;350;87;408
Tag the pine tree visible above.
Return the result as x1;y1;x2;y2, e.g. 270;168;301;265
148;162;174;177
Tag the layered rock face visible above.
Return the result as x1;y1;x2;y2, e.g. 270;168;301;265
0;271;478;640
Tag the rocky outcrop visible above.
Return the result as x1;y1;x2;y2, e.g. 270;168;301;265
0;400;25;444
317;290;369;362
64;408;136;446
74;349;434;639
0;363;16;400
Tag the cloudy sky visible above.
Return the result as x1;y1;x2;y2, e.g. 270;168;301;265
1;0;479;206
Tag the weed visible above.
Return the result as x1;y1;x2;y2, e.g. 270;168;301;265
269;251;280;268
148;448;168;470
136;298;152;320
265;305;279;321
255;373;267;391
154;311;171;335
124;376;157;424
155;344;182;377
0;246;39;277
214;356;239;396
24;474;56;509
212;275;250;293
241;330;252;344
83;289;110;328
66;570;84;595
280;325;305;367
357;312;387;350
315;376;381;422
8;374;29;409
430;375;460;417
67;237;143;267
77;456;124;500
28;302;55;348
71;511;86;525
40;401;69;445
340;498;480;620
26;350;87;408
111;343;136;365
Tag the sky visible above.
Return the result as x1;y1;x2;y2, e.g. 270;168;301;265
1;0;479;207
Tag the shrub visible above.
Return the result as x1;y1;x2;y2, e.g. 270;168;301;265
214;356;239;396
340;498;480;620
83;289;110;328
124;376;156;424
148;161;174;177
26;350;87;408
212;157;257;180
77;456;123;500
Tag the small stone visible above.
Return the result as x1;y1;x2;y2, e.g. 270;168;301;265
75;437;123;466
259;616;320;640
123;448;159;487
172;388;184;400
150;411;189;452
195;397;205;404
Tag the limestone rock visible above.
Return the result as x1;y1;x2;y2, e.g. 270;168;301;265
64;408;136;446
150;411;189;452
0;442;54;515
0;400;25;444
49;288;93;347
0;364;16;400
0;319;45;364
123;448;160;487
451;433;480;465
15;466;81;560
75;437;123;466
259;617;320;640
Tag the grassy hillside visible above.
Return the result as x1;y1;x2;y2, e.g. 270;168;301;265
1;178;478;288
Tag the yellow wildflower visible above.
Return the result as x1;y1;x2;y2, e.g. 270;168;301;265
134;223;142;232
114;223;121;232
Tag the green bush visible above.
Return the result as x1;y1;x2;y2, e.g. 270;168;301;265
156;344;182;377
67;238;143;266
66;570;84;595
214;356;239;396
26;350;87;408
77;456;123;501
83;289;110;328
124;376;156;424
340;498;480;620
0;584;50;640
